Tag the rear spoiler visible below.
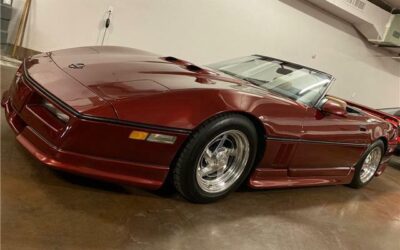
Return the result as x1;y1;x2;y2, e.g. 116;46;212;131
327;95;400;127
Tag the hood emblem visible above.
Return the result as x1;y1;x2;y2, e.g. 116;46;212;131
69;63;85;69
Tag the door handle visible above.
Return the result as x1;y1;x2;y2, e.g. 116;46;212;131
359;125;367;132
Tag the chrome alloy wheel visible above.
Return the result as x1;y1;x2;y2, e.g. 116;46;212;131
360;147;382;183
196;130;250;193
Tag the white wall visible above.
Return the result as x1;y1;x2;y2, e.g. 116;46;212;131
8;0;400;108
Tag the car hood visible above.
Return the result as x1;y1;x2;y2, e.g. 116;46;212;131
26;46;295;129
49;46;246;100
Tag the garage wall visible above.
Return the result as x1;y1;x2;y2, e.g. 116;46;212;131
7;0;400;108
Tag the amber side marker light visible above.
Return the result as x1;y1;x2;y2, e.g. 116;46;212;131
129;131;149;140
129;130;176;144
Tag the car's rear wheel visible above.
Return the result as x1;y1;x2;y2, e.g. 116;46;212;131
173;114;258;203
349;140;384;188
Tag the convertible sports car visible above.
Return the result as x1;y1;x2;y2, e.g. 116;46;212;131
2;46;399;203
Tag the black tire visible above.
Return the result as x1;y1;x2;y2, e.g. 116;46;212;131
173;114;258;203
348;140;384;188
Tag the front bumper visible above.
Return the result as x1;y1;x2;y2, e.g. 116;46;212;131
2;91;189;190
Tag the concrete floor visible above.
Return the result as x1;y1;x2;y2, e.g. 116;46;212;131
1;63;400;250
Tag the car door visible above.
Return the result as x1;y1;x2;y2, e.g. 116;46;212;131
288;105;371;177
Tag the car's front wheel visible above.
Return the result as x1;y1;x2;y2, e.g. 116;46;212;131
173;114;258;203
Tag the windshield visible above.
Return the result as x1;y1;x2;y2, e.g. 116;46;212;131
209;56;333;106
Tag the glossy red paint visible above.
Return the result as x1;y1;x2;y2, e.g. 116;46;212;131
321;98;347;117
1;46;397;191
377;108;400;154
345;101;400;155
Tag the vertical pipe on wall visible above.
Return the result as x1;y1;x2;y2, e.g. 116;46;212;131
11;0;31;58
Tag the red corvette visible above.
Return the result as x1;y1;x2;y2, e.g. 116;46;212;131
2;46;398;203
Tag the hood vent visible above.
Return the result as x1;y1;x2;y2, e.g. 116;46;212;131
186;64;205;72
162;56;216;74
163;56;191;66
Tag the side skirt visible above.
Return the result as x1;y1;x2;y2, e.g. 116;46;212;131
248;168;355;189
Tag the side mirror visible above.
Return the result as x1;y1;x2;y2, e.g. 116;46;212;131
321;99;347;117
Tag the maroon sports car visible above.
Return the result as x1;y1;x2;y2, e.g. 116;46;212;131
2;46;398;203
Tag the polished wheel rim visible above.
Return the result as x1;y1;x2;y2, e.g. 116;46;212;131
360;147;382;183
196;130;250;193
